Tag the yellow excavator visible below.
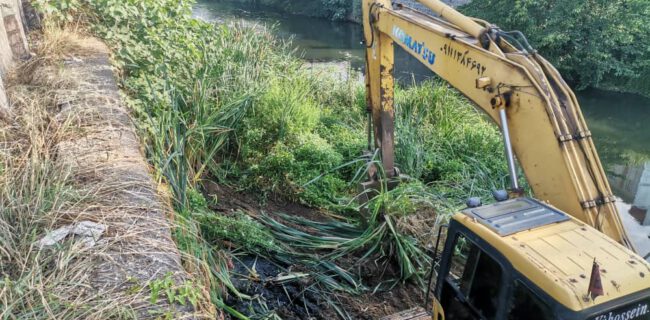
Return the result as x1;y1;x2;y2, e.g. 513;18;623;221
360;0;650;319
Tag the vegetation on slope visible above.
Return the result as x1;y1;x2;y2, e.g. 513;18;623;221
30;0;508;317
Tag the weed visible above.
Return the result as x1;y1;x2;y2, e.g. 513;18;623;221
196;211;279;253
148;273;202;308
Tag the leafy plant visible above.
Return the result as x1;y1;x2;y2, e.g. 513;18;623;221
32;0;81;22
148;273;201;308
196;211;279;253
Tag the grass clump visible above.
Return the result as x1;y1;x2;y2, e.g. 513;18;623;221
198;211;278;253
187;189;278;253
260;180;436;290
231;67;367;207
395;83;509;205
0;96;77;318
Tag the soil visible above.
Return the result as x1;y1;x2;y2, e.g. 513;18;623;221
204;181;330;223
225;255;337;319
203;182;432;319
224;254;427;320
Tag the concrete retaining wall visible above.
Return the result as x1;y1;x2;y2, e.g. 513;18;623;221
50;39;206;317
0;0;28;115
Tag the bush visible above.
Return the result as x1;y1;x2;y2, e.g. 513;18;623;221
394;82;508;203
462;0;650;95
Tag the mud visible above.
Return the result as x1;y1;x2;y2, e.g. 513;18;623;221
224;254;427;320
226;255;335;320
204;184;430;319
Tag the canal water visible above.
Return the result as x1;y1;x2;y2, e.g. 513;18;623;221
193;0;650;257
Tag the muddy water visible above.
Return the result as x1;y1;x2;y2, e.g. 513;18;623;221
193;0;650;257
580;90;650;258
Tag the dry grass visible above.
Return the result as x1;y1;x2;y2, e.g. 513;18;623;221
396;211;443;249
9;22;103;87
0;71;134;319
0;26;214;319
1;34;127;318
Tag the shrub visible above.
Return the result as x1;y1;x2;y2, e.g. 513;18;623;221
394;82;508;204
462;0;650;96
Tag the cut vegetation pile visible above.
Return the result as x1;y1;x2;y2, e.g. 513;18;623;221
19;0;510;318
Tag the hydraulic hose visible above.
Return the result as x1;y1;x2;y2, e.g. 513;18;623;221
416;0;485;39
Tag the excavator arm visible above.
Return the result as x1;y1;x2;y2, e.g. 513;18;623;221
363;0;634;250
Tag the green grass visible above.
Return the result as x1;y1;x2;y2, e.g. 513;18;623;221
260;181;434;284
395;83;510;208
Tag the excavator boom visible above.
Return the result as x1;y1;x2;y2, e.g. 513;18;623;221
363;0;634;250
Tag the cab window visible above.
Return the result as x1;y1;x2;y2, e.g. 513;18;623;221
507;281;553;320
442;232;504;320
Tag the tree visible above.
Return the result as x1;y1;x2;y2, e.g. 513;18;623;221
461;0;650;96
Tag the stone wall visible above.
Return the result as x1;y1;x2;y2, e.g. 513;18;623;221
0;0;29;116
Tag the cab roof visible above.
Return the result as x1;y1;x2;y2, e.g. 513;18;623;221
455;200;650;312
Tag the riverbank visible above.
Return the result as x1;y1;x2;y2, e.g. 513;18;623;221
6;0;649;318
11;1;523;318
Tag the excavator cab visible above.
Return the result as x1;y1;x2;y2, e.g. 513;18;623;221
385;197;650;320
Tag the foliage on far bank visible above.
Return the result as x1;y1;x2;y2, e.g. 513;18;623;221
462;0;650;97
233;0;361;21
229;0;650;96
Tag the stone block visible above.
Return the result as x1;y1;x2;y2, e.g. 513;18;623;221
4;14;27;58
